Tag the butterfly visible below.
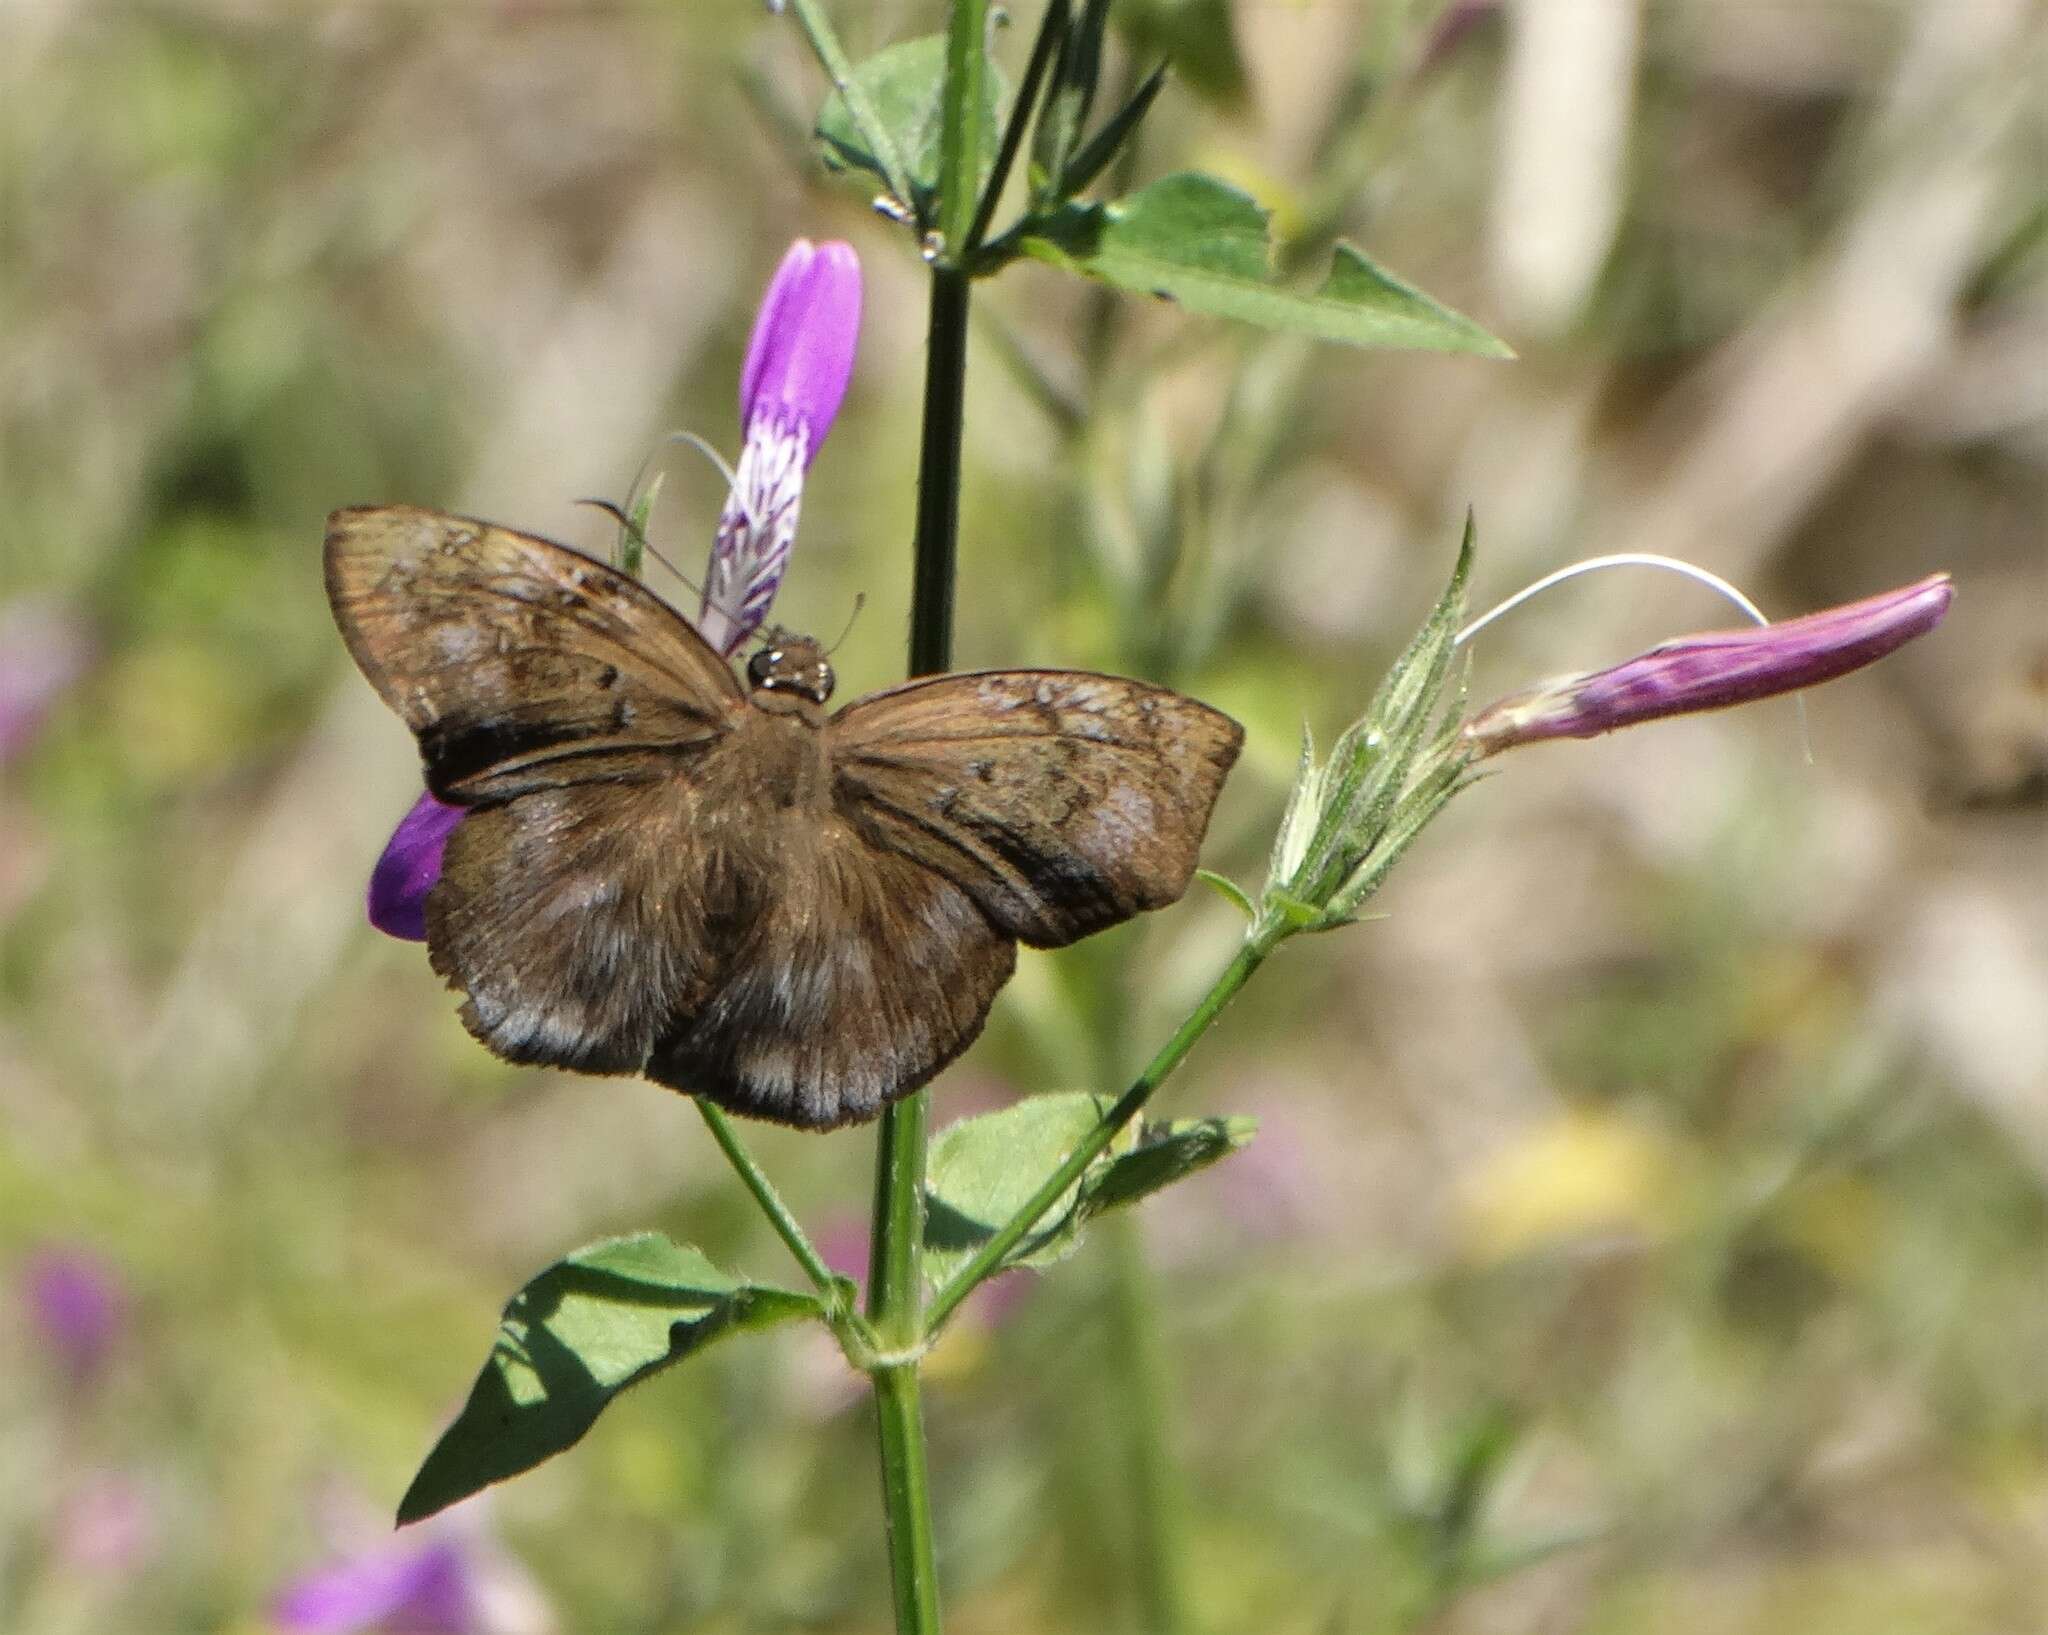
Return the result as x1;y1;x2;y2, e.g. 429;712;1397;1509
325;505;1244;1129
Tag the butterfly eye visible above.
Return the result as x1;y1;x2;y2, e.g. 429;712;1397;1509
812;662;836;702
746;649;776;688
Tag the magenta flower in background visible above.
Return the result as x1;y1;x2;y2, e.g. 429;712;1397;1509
21;1245;126;1385
0;597;92;765
365;239;862;942
1463;573;1954;757
273;1511;552;1635
275;1539;474;1635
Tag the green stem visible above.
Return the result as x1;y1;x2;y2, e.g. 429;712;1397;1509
864;148;981;1635
1104;1214;1193;1635
785;0;918;214
964;0;1069;255
872;1361;943;1630
693;1099;840;1298
936;0;989;259
927;930;1276;1334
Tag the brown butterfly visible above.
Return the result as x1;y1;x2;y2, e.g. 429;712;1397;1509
325;505;1243;1129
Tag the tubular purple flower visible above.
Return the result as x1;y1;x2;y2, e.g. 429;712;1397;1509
361;239;862;942
368;791;466;942
1463;574;1954;757
698;239;862;655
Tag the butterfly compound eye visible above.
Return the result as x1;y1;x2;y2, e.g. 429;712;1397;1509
747;648;778;688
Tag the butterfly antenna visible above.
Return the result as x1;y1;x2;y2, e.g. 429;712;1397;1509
657;430;765;636
824;593;866;656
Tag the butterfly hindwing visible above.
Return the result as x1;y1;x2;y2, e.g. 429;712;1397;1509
645;811;1015;1128
827;670;1244;947
426;778;727;1078
324;505;745;801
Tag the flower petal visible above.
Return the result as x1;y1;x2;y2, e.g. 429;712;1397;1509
738;239;862;454
701;240;863;654
367;791;465;941
1464;573;1954;756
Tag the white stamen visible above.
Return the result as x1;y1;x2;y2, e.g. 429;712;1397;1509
1456;551;1811;760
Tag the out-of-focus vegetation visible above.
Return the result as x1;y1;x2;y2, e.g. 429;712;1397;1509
2;2;2042;1631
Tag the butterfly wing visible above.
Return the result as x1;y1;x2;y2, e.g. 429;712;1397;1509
324;505;745;801
326;505;748;1082
643;809;1016;1128
828;670;1244;948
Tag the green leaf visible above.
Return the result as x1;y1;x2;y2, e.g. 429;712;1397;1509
1078;1114;1257;1218
398;1234;818;1524
816;35;1004;219
924;1096;1256;1288
1116;0;1247;108
1021;172;1512;356
925;1093;1118;1284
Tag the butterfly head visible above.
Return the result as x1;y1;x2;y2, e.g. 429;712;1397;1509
746;632;836;706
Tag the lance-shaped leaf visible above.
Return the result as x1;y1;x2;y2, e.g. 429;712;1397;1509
816;35;1005;218
923;1095;1255;1287
1076;1113;1258;1217
1020;172;1511;356
399;1235;819;1524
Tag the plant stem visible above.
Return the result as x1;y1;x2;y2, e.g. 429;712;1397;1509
964;0;1069;256
1104;1214;1193;1635
865;146;981;1635
693;1100;840;1298
872;1360;943;1631
936;0;989;259
927;929;1276;1334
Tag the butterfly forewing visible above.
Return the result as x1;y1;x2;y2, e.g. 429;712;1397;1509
828;670;1244;947
324;505;744;801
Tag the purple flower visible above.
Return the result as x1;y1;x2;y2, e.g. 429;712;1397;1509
697;239;862;656
367;792;466;942
363;239;862;942
0;597;92;766
1463;574;1954;757
275;1540;474;1635
273;1511;551;1635
21;1245;126;1384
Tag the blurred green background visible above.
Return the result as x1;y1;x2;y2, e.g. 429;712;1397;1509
2;3;2043;1632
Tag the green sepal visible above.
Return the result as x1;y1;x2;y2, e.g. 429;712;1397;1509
816;35;1005;222
1019;173;1510;356
397;1234;819;1525
1194;867;1256;920
1055;60;1166;200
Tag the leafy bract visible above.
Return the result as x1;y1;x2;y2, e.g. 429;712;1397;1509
1021;172;1511;356
925;1093;1113;1284
816;35;1003;216
398;1234;818;1524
